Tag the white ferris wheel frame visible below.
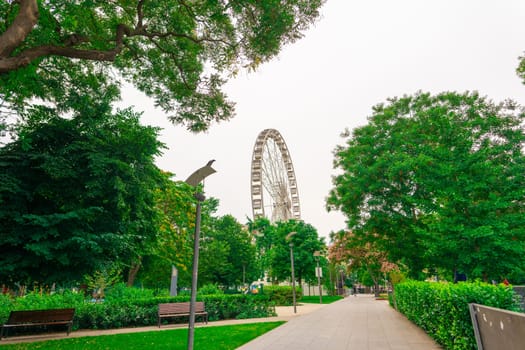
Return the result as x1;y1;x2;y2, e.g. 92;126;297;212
250;129;301;222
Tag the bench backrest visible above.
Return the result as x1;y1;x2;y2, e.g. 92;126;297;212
469;303;525;350
159;302;205;314
7;308;75;324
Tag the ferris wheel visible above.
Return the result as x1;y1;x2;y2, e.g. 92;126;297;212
250;129;301;222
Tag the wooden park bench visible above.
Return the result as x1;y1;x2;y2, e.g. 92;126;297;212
0;308;75;340
158;302;208;327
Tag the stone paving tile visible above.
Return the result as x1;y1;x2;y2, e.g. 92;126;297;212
238;295;442;350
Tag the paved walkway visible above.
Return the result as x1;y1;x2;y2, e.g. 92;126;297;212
238;295;441;350
0;295;441;349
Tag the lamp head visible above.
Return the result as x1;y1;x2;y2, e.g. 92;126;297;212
185;160;217;187
286;231;297;241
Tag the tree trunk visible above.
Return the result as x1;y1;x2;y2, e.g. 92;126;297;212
374;281;380;297
367;266;380;297
127;257;142;287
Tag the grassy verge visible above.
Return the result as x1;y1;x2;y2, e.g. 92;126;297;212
300;295;343;304
0;322;284;350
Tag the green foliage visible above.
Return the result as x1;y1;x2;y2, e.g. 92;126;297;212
137;176;196;289
0;106;164;284
328;91;525;280
199;215;258;288
200;294;275;321
393;280;521;350
74;302;159;329
263;285;303;306
7;290;85;311
104;283;166;303
0;294;15;324
139;201;257;291
234;297;277;319
389;270;407;285
198;284;224;296
250;219;326;286
1;1;324;131
0;290;275;330
84;265;122;299
247;217;277;281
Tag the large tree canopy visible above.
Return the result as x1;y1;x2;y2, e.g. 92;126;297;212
0;104;164;284
0;0;324;131
253;219;325;285
327;91;525;281
199;214;257;288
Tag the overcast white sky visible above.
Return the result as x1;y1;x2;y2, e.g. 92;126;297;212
120;0;525;240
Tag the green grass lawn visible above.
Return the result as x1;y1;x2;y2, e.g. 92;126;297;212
300;295;343;304
0;322;284;350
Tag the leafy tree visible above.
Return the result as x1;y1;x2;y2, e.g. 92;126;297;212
139;186;225;290
267;220;325;286
327;230;351;265
327;91;525;281
132;174;196;288
199;214;257;288
330;230;397;296
0;104;164;285
0;0;325;131
247;216;278;282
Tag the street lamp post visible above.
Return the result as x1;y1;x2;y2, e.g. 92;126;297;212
286;231;297;314
185;160;216;350
313;251;322;304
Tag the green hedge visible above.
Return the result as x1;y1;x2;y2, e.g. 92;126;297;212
262;286;302;306
393;280;521;350
0;292;275;330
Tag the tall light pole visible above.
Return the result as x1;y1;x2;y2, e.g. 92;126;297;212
313;251;322;304
185;160;216;350
286;231;297;314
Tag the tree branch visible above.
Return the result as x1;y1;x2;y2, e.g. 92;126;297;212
136;0;145;30
0;0;39;57
0;5;227;75
0;23;131;73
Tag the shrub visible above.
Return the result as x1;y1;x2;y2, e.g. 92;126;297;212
104;283;167;302
263;286;302;306
200;294;275;321
393;280;521;350
74;301;159;329
0;294;15;324
198;283;224;296
0;289;275;330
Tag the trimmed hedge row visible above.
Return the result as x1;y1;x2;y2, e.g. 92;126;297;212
263;285;302;306
0;292;275;330
393;280;521;350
